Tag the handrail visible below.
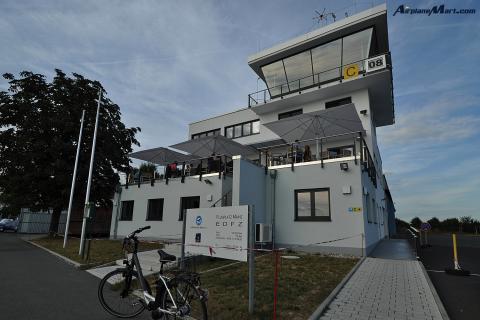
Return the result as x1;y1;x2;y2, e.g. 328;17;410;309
248;52;391;107
211;189;232;207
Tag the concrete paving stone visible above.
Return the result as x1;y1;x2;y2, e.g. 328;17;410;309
319;256;443;320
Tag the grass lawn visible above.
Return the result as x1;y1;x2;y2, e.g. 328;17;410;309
31;236;162;266
150;252;358;319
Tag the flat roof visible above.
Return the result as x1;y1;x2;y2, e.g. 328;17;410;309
248;4;388;78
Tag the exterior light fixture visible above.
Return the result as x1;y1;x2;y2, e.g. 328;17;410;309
360;109;367;115
340;162;349;171
204;179;213;185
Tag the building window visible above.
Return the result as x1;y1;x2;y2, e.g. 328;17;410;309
146;198;164;221
372;198;377;224
294;188;331;221
325;97;352;109
278;109;303;120
191;128;220;140
179;196;200;221
225;120;260;139
120;200;134;221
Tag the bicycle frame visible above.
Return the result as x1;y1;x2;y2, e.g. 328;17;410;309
127;250;180;316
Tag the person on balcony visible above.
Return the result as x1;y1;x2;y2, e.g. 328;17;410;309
208;153;217;173
304;145;312;162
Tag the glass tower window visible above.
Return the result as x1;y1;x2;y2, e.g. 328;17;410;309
260;28;374;96
311;39;342;83
283;51;314;91
261;60;287;96
342;28;373;71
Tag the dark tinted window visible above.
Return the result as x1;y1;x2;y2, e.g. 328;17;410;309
147;198;164;221
120;201;134;221
294;188;331;221
325;97;352;109
278;109;303;120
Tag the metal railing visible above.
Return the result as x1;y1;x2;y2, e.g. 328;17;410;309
248;52;391;107
256;132;362;171
211;189;233;208
125;155;234;188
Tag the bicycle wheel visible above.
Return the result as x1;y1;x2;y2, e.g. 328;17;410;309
98;268;146;318
161;277;207;320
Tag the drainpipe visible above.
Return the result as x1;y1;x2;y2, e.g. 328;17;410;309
269;169;277;248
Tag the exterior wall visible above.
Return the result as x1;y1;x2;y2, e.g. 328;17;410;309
231;157;267;224
188;89;376;153
188;108;279;144
270;158;366;256
110;175;232;239
361;170;387;254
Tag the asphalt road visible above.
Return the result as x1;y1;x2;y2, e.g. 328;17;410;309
0;233;151;320
419;233;480;320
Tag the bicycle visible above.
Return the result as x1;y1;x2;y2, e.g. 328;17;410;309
98;226;208;319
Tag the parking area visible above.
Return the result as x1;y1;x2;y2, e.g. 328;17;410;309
419;233;480;320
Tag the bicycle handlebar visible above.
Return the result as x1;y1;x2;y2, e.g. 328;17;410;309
127;225;151;238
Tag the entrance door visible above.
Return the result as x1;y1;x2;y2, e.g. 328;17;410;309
179;196;200;221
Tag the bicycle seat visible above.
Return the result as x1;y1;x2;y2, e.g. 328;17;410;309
157;250;176;262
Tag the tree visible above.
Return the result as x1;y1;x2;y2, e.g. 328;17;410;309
139;162;157;177
395;218;409;233
410;217;422;229
427;217;441;231
440;218;459;233
0;70;140;234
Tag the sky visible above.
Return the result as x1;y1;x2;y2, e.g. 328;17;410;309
0;0;479;222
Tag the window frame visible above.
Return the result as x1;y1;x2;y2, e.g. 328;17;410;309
278;109;303;120
146;198;164;221
120;200;134;221
179;196;201;221
191;128;220;140
325;96;352;109
294;188;331;222
224;120;260;139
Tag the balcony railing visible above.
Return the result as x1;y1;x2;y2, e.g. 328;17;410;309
255;133;378;187
124;155;234;188
248;52;391;107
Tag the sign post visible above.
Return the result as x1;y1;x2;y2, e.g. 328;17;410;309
184;205;254;312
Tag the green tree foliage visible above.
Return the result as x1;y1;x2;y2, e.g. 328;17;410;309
0;70;140;232
395;218;410;232
410;217;422;229
139;162;157;177
427;217;441;230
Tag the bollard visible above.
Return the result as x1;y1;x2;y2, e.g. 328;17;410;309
445;233;470;276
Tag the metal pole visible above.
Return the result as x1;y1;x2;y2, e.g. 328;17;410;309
79;89;102;256
248;205;255;314
63;110;85;248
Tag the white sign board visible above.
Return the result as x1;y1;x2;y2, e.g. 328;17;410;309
365;54;387;73
185;205;249;262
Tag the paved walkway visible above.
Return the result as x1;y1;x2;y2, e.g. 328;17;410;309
319;240;444;320
87;243;181;279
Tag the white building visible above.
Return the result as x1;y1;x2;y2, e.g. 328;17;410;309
110;4;396;256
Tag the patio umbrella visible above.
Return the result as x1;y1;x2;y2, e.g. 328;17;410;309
170;135;257;158
129;147;195;166
263;103;364;158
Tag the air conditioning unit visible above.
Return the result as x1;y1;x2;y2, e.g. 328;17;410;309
255;223;272;243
